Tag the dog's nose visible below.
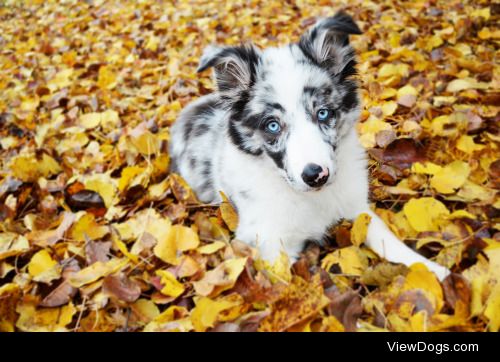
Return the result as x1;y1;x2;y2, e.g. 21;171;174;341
301;163;329;188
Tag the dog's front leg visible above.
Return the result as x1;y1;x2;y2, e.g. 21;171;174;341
361;209;451;281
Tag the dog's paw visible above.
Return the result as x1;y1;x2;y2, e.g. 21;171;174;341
257;243;299;265
425;261;451;282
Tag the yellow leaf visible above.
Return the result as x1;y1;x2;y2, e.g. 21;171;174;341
69;258;127;287
0;283;21;332
456;135;485;154
411;162;443;175
118;166;146;191
478;28;491;40
97;65;117;90
156;270;185;298
378;63;409;79
10;154;62;182
483;284;500;331
197;241;226;255
112;234;139;263
446;78;489;93
380;88;397;99
151;223;177;265
403;197;450;232
192;257;247;297
448;210;476;220
144;306;192;332
259;274;330;331
170;225;200;251
0;233;29;260
28;249;61;283
130;131;160;156
145;35;160;51
84;174;117;208
153;223;199;265
320;316;345;332
79;113;101;129
485;247;500;283
381;101;398;116
47;68;73;91
190;296;242;332
403;263;444;312
79;110;120;130
219;191;239;232
429;113;468;137
267;250;292;283
16;302;76;332
397;85;417;108
457;181;495;202
69;212;109;242
359;116;392;135
131;299;160;324
351;213;371;246
322;246;368;276
430;161;470;194
471;7;490;20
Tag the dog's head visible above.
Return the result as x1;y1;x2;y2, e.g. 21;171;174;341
198;12;362;192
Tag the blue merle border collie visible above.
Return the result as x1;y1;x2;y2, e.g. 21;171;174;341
170;12;450;280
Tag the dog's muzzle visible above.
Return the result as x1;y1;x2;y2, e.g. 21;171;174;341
301;163;329;188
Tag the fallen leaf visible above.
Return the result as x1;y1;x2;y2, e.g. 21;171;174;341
27;249;61;283
403;198;450;232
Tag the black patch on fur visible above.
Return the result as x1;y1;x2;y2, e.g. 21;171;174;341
228;121;263;156
303;86;317;96
319;12;362;36
265;102;285;113
266;149;285;169
184;120;194;141
202;160;212;177
200;180;213;194
341;82;359;110
230;90;250;119
241;114;261;130
194;123;210;137
189;158;197;168
183;98;217;141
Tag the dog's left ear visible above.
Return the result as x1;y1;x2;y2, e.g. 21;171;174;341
299;12;362;79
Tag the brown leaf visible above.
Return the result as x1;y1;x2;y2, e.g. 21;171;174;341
66;190;105;211
325;286;363;332
393;289;435;316
85;240;111;265
102;273;142;303
40;260;80;307
369;138;426;170
442;273;471;311
360;262;408;287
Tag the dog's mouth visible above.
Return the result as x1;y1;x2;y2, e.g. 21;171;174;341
285;172;335;192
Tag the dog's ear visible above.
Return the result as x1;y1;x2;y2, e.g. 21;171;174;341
299;12;361;79
197;44;261;95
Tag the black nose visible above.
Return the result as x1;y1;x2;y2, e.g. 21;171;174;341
301;163;329;188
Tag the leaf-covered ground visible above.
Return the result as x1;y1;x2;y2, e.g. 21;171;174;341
0;0;498;332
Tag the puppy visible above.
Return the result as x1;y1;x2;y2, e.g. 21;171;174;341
170;12;450;280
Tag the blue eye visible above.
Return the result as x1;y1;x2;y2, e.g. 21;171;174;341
317;109;330;122
265;119;281;134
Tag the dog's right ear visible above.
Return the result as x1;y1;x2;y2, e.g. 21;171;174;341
197;44;261;96
299;12;362;79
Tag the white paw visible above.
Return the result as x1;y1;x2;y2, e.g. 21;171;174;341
426;261;451;282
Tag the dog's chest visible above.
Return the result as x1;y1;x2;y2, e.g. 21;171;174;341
215;129;368;238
